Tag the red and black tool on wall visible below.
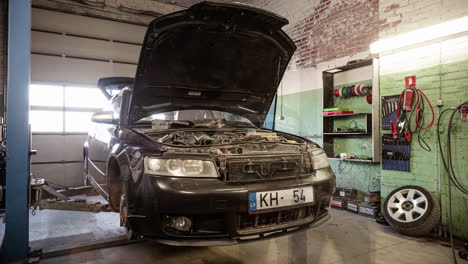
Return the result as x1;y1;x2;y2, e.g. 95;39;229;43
393;76;435;151
382;76;436;172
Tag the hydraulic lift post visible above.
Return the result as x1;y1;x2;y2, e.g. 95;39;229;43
0;0;32;262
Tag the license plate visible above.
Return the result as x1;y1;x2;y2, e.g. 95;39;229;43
249;186;314;211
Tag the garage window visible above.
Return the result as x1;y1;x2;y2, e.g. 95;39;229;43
30;84;107;133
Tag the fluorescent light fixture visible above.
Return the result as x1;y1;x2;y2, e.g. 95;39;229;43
370;16;468;54
326;69;342;73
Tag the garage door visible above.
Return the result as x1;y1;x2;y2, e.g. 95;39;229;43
30;8;146;187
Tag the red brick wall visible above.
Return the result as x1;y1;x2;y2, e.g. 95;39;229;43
287;0;379;69
247;0;379;69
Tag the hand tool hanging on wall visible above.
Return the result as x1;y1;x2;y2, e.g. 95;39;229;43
381;95;400;130
394;79;435;151
381;134;411;172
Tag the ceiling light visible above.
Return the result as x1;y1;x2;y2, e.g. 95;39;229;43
325;69;342;73
370;16;468;54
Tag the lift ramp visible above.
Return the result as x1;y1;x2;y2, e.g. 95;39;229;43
30;178;112;213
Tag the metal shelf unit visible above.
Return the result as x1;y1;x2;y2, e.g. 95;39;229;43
322;59;380;163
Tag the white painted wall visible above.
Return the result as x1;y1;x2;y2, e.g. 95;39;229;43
30;9;145;187
334;65;373;86
280;50;372;96
31;134;88;187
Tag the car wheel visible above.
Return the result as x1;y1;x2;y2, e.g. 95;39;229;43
383;185;440;236
83;153;90;186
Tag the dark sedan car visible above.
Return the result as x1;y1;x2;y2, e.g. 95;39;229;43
84;2;335;246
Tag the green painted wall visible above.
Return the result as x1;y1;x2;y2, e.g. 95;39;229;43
380;59;468;238
273;85;381;195
274;89;323;145
272;58;467;238
264;96;276;129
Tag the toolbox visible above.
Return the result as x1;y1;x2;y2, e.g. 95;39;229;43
346;200;359;213
331;198;347;209
358;202;379;218
364;191;380;205
334;187;358;200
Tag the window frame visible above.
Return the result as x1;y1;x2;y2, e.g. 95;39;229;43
30;83;107;135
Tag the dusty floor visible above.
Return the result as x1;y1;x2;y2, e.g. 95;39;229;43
19;207;462;264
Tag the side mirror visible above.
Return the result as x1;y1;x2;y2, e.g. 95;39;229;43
91;111;116;124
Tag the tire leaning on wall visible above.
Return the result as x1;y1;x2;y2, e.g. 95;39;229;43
383;185;440;236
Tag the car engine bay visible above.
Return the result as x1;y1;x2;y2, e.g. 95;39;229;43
155;130;299;146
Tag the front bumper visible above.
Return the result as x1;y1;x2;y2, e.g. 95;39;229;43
128;168;334;245
154;214;331;246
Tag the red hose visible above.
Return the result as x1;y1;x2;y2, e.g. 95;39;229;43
414;88;435;129
396;86;435;130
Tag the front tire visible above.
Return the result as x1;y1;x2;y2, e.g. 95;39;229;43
383;185;440;236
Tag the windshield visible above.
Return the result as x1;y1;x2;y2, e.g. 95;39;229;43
135;110;256;129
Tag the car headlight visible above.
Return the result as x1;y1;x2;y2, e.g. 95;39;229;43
309;149;330;170
144;157;219;178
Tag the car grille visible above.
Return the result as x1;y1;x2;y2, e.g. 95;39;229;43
226;155;302;182
237;197;330;231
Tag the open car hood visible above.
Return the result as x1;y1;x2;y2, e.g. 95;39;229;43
129;1;296;126
98;77;134;100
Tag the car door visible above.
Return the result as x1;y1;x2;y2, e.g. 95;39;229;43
87;94;122;189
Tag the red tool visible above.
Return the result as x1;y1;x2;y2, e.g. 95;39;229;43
403;130;412;142
390;121;398;139
402;89;414;111
396;86;434;130
460;105;468;121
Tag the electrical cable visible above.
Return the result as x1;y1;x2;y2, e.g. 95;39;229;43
448;177;457;264
436;102;468;264
338;160;353;175
447;102;468;193
396;86;435;151
436;107;458;264
437;103;468;194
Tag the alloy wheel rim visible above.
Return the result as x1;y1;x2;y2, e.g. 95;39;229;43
387;189;428;222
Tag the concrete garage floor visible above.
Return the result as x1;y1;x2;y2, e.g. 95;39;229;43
29;208;461;264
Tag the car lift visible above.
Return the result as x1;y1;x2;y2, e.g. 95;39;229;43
0;0;32;262
26;178;141;262
30;178;112;213
0;2;140;262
